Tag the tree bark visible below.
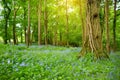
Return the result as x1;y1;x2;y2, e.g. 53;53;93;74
66;0;69;46
26;0;31;47
54;22;58;46
23;7;27;44
105;0;110;54
113;0;117;52
79;0;85;47
54;0;59;46
21;29;23;43
13;1;19;45
38;0;42;45
79;0;108;59
2;0;11;44
44;0;48;45
13;11;16;45
4;18;8;44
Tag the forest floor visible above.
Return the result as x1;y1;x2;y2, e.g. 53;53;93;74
0;44;120;80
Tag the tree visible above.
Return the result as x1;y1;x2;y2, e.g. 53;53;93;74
78;0;108;59
79;0;85;47
22;0;27;44
53;0;59;46
44;0;48;45
23;6;27;44
105;0;110;54
65;0;69;46
2;0;11;44
26;0;31;47
113;0;117;52
13;0;20;45
38;0;42;45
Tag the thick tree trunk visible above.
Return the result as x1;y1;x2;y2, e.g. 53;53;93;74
79;0;108;59
44;0;48;45
38;0;42;45
113;0;117;52
26;0;31;47
105;0;110;54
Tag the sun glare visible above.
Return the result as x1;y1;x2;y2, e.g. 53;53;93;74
68;7;74;13
59;0;75;13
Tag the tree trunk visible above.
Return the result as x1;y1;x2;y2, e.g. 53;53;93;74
26;0;31;47
12;1;20;45
38;0;42;45
4;18;8;44
13;11;17;45
21;29;23;43
105;0;110;54
2;0;11;44
54;0;59;46
113;0;117;52
23;7;27;44
54;23;58;46
59;30;62;46
79;0;108;59
44;0;48;45
79;0;85;47
65;0;69;46
13;2;19;45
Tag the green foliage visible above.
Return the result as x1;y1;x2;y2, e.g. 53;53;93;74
0;44;120;80
0;0;120;48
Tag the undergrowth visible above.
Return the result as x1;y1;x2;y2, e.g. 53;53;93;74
0;44;120;80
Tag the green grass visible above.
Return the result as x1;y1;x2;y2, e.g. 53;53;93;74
0;44;120;80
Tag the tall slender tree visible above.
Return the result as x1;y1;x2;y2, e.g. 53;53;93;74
113;0;117;51
65;0;69;46
44;0;48;45
38;0;42;45
26;0;31;47
22;0;27;43
79;0;85;47
105;0;110;54
2;0;11;44
13;0;20;45
53;0;59;46
23;7;27;43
